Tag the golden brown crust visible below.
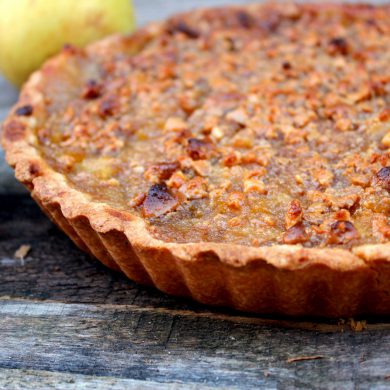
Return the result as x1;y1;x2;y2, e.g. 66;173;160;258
2;3;390;317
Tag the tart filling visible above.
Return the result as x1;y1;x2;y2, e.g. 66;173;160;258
12;3;390;248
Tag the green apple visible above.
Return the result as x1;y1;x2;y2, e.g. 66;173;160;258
0;0;136;87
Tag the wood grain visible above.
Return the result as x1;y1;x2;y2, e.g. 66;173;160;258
0;1;389;388
0;368;210;390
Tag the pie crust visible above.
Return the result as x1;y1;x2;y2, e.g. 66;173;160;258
2;3;390;317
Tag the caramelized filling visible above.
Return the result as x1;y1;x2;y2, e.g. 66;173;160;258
33;4;390;248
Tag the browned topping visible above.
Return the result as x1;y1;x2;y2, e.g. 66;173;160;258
187;138;208;160
3;120;25;142
98;96;117;118
236;11;254;29
144;162;180;183
179;177;208;199
227;191;245;210
328;37;349;56
376;167;390;191
82;80;102;99
168;21;200;39
29;162;42;177
32;3;390;247
282;61;292;71
379;108;390;122
15;105;33;117
328;220;359;245
285;199;303;229
372;214;390;242
283;222;309;245
142;183;179;218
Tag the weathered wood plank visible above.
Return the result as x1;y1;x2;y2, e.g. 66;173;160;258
1;298;390;389
0;368;212;390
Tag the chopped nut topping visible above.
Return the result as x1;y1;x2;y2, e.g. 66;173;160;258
179;177;208;199
244;178;267;194
381;133;390;148
98;97;117;118
227;191;245;210
285;199;303;229
328;220;359;245
372;214;390;242
226;108;248;126
187;138;208;160
166;171;187;189
142;183;179;218
211;126;224;141
168;21;200;39
282;61;292;71
129;193;146;208
376;166;390;191
144;162;180;183
236;10;254;29
283;222;309;244
378;108;390;122
328;37;349;56
326;193;360;212
165;117;187;132
15;105;33;117
82;80;102;99
223;151;241;167
31;4;390;247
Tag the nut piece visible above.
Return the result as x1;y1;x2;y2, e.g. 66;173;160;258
376;166;390;191
144;162;180;183
15;105;33;116
381;133;390;148
244;178;267;194
227;191;245;210
372;214;390;242
244;170;267;194
328;220;359;244
211;126;224;141
179;177;208;199
226;108;248;126
283;222;309;244
285;199;303;229
164;117;187;132
168;21;200;39
142;183;179;218
328;37;349;56
187;138;208;160
82;79;102;99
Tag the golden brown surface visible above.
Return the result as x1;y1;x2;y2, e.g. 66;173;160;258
10;3;390;248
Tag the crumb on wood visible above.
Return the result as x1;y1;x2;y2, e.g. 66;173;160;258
348;319;367;332
14;244;31;261
338;318;367;332
286;355;325;363
263;370;270;377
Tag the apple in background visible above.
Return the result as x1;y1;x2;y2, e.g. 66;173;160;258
0;0;136;87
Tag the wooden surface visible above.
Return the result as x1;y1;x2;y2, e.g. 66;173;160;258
1;1;390;389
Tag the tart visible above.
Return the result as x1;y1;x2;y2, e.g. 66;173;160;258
2;3;390;317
